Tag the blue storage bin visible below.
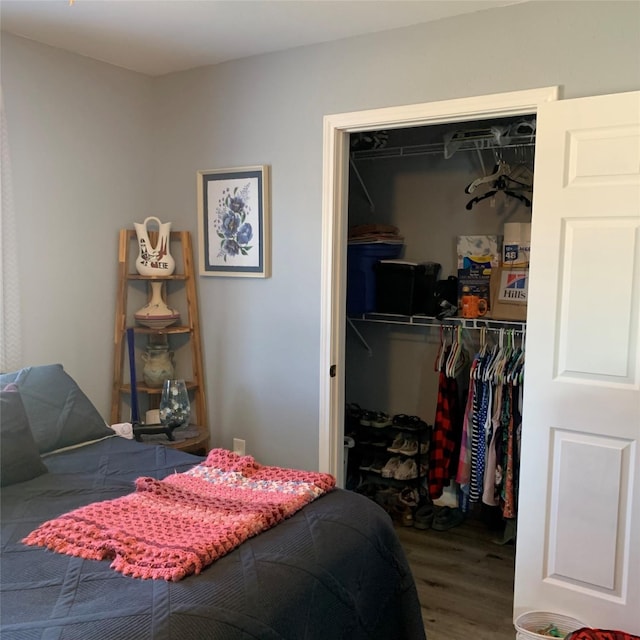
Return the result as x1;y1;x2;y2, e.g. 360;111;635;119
347;243;404;314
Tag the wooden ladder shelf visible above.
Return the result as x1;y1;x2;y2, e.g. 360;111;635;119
111;229;208;452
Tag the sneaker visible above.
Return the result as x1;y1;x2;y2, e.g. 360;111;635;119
381;456;402;478
374;487;400;512
387;433;406;453
394;459;418;480
398;437;418;456
369;457;386;474
414;504;435;530
358;455;375;471
391;503;415;527
370;412;392;428
359;410;376;426
398;487;420;507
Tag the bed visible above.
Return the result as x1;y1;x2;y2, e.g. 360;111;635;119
0;364;426;640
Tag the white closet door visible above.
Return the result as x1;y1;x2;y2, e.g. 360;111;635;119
515;91;640;633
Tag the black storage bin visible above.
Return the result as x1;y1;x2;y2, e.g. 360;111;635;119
375;261;441;315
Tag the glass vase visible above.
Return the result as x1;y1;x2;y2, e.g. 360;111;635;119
159;379;191;428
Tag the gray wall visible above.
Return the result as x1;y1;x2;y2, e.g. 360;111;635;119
2;1;639;471
1;33;154;414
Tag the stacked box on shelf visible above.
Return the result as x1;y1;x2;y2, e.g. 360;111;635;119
346;243;404;314
491;222;531;321
374;260;441;316
456;235;502;313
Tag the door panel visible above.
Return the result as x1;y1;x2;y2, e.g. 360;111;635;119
515;91;640;632
557;218;638;384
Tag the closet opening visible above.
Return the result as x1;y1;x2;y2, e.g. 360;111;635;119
343;114;535;640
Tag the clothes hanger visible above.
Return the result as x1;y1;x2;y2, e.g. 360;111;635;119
445;327;458;377
446;325;467;378
466;186;532;210
507;163;534;190
435;325;449;373
465;159;511;194
490;329;509;384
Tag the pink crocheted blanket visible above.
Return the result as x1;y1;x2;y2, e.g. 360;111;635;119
23;448;335;581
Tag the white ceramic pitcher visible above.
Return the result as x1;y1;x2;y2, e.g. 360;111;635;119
134;216;176;276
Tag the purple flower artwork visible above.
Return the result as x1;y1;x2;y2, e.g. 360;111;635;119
199;166;270;277
214;183;254;262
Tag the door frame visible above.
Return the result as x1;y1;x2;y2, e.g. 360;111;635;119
319;86;559;486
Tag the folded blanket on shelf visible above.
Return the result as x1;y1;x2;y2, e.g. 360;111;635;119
23;448;335;581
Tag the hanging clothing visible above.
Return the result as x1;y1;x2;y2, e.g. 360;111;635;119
455;376;475;513
460;331;525;520
501;384;522;518
428;370;462;500
469;376;490;503
482;384;502;506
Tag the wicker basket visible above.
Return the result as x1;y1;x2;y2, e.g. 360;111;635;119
515;611;585;639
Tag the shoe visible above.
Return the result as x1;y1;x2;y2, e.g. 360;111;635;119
374;487;399;511
398;437;418;456
381;456;402;478
419;441;429;455
346;403;363;420
358;455;375;471
354;482;378;500
414;504;434;529
392;414;410;428
360;410;376;426
391;504;415;527
405;416;428;432
370;412;392;428
369;457;386;474
432;506;465;531
387;433;406;453
394;458;418;480
392;414;428;432
398;487;420;508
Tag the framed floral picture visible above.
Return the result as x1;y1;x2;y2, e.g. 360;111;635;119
197;165;271;277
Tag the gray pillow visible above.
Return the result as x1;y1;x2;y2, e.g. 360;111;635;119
0;385;48;486
0;364;112;454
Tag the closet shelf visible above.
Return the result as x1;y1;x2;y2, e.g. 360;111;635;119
351;132;536;161
349;312;526;333
348;313;526;357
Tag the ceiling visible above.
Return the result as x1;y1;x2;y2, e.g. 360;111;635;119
0;0;524;77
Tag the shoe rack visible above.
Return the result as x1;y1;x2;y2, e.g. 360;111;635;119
346;409;431;491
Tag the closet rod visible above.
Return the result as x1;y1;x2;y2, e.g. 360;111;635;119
350;313;526;334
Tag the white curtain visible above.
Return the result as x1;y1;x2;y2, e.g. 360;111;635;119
0;86;22;372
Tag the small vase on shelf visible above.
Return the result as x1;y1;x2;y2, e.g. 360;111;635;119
159;379;191;428
134;216;176;276
141;339;175;388
134;281;180;329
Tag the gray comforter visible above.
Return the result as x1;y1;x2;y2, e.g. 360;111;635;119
1;437;426;640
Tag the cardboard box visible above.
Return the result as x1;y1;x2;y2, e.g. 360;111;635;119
457;235;502;269
457;235;501;312
489;266;529;321
502;223;531;267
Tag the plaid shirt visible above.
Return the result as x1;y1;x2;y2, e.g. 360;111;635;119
428;371;461;500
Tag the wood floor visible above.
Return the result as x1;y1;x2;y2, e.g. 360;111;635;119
395;510;516;640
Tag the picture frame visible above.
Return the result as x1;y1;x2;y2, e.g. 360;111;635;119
197;165;271;277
